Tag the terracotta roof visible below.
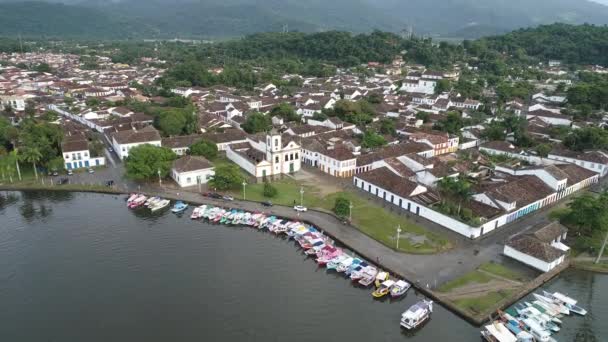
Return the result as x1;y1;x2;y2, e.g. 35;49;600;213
487;175;554;207
356;167;424;199
200;129;247;144
61;139;88;152
111;126;160;145
162;134;204;149
532;222;568;243
357;142;431;166
481;141;523;154
507;235;565;262
324;145;356;161
554;163;598;184
172;155;213;173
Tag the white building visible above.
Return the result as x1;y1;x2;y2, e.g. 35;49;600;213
548;149;608;177
0;95;25;111
504;222;568;273
111;126;162;160
226;130;302;178
61;138;106;170
171;155;215;188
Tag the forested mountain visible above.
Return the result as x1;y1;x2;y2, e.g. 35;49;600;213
480;24;608;66
0;0;607;39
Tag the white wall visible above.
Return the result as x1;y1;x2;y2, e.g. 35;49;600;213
172;168;215;188
503;245;563;273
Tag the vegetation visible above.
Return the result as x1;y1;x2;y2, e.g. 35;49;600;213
361;131;387;149
124;145;177;181
270;103;299;122
262;181;278;198
559;191;608;257
333;196;351;219
208;164;245;191
189;139;218;160
156;106;198;137
241;112;272;134
563;127;608;152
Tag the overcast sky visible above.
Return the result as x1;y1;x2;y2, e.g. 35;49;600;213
591;0;608;5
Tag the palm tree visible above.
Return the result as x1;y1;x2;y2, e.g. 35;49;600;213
437;176;473;215
10;149;21;181
21;146;42;180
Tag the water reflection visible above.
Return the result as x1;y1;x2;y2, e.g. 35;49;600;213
0;192;19;211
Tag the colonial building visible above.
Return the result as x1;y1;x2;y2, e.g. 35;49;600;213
504;222;569;272
61;136;106;170
226;130;301;178
171;155;215;188
111;126;162;160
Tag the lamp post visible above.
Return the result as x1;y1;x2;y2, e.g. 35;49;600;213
396;225;402;251
242;181;247;200
349;200;353;222
157;169;162;187
299;186;304;207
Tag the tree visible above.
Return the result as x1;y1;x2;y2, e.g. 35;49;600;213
333;196;350;219
157;110;187;136
435;79;451;94
378;118;396;136
416;111;431;123
263;181;278;198
435;112;463;134
34;63;51;73
437;176;472;215
564;127;608;151
535;143;552;160
241;112;272;134
270;103;299;122
208;164;244;191
361;131;386;148
124;145;177;180
189;139;218;160
20;146;42;179
482;121;507;141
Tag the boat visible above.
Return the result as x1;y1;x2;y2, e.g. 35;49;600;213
326;255;349;271
150;199;170;212
145;196;161;207
390;280;411;298
400;300;433;330
533;293;569;315
128;195;147;208
372;280;395;298
349;262;370;281
358;266;378;287
481;321;517;342
518;307;560;333
190;205;206;219
304;241;326;255
127;193;138;203
544;291;587;316
336;257;355;273
521;318;552;342
171;201;189;213
316;248;342;266
374;271;389;288
499;312;535;342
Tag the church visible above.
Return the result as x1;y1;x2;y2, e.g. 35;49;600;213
226;129;302;178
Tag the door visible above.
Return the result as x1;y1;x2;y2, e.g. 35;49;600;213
85;160;90;167
416;206;420;215
96;159;100;166
262;170;267;178
290;163;294;173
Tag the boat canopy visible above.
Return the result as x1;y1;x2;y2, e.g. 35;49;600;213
381;280;396;288
376;271;388;280
484;323;517;342
553;292;577;305
394;280;409;288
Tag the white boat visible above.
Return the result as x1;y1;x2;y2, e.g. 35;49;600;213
150;199;170;212
145;196;161;207
521;318;552;342
335;257;355;273
533;293;569;315
190;205;207;219
326;255;349;270
358;266;378;287
545;291;587;316
390;280;411;298
400;300;433;330
481;321;517;342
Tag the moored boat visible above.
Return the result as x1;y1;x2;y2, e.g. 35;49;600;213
150;199;170;212
358;266;378;287
372;279;395;298
544;291;587;316
171;201;189;214
481;321;517;342
400;300;433;330
374;271;389;288
390;280;411;298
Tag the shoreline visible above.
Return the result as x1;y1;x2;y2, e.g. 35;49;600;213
0;184;571;326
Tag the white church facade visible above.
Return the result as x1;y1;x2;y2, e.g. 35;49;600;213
226;130;302;178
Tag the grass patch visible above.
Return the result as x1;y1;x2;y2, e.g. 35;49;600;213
227;178;451;254
478;262;527;282
452;290;515;315
437;270;494;292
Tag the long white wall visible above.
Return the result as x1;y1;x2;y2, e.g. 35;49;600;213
503;245;564;273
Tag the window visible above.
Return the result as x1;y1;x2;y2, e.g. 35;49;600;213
275;156;279;163
274;139;278;147
285;155;288;162
295;153;299;159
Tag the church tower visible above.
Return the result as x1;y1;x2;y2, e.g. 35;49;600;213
266;129;282;173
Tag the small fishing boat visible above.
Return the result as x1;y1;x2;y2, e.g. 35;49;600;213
390;280;411;298
349;262;370;281
521;318;552;342
533;293;569;315
171;201;189;213
127;193;138;203
190;205;206;219
336;257;355;273
316;248;342;266
499;312;535;342
400;300;433;330
145;196;161;207
374;271;389;288
358;266;378;287
150;199;170;212
372;279;395;298
343;258;363;275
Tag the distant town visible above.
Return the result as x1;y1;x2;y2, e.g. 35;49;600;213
1;28;608;327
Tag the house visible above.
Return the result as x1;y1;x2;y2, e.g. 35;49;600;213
226;130;301;178
0;95;25;111
526;109;572;126
161;134;204;156
111;126;162;160
317;144;357;178
548;147;608;177
504;222;568;272
171;155;215;188
61;136;106;170
479;141;544;165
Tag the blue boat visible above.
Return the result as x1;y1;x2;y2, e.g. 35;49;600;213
171;201;189;213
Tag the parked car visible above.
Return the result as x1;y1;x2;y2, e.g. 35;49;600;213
105;180;114;187
88;168;95;174
294;205;308;212
57;177;69;185
210;193;223;199
223;195;234;201
67;170;73;176
202;192;212;197
262;201;273;207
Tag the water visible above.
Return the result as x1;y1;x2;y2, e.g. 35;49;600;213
0;191;605;342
